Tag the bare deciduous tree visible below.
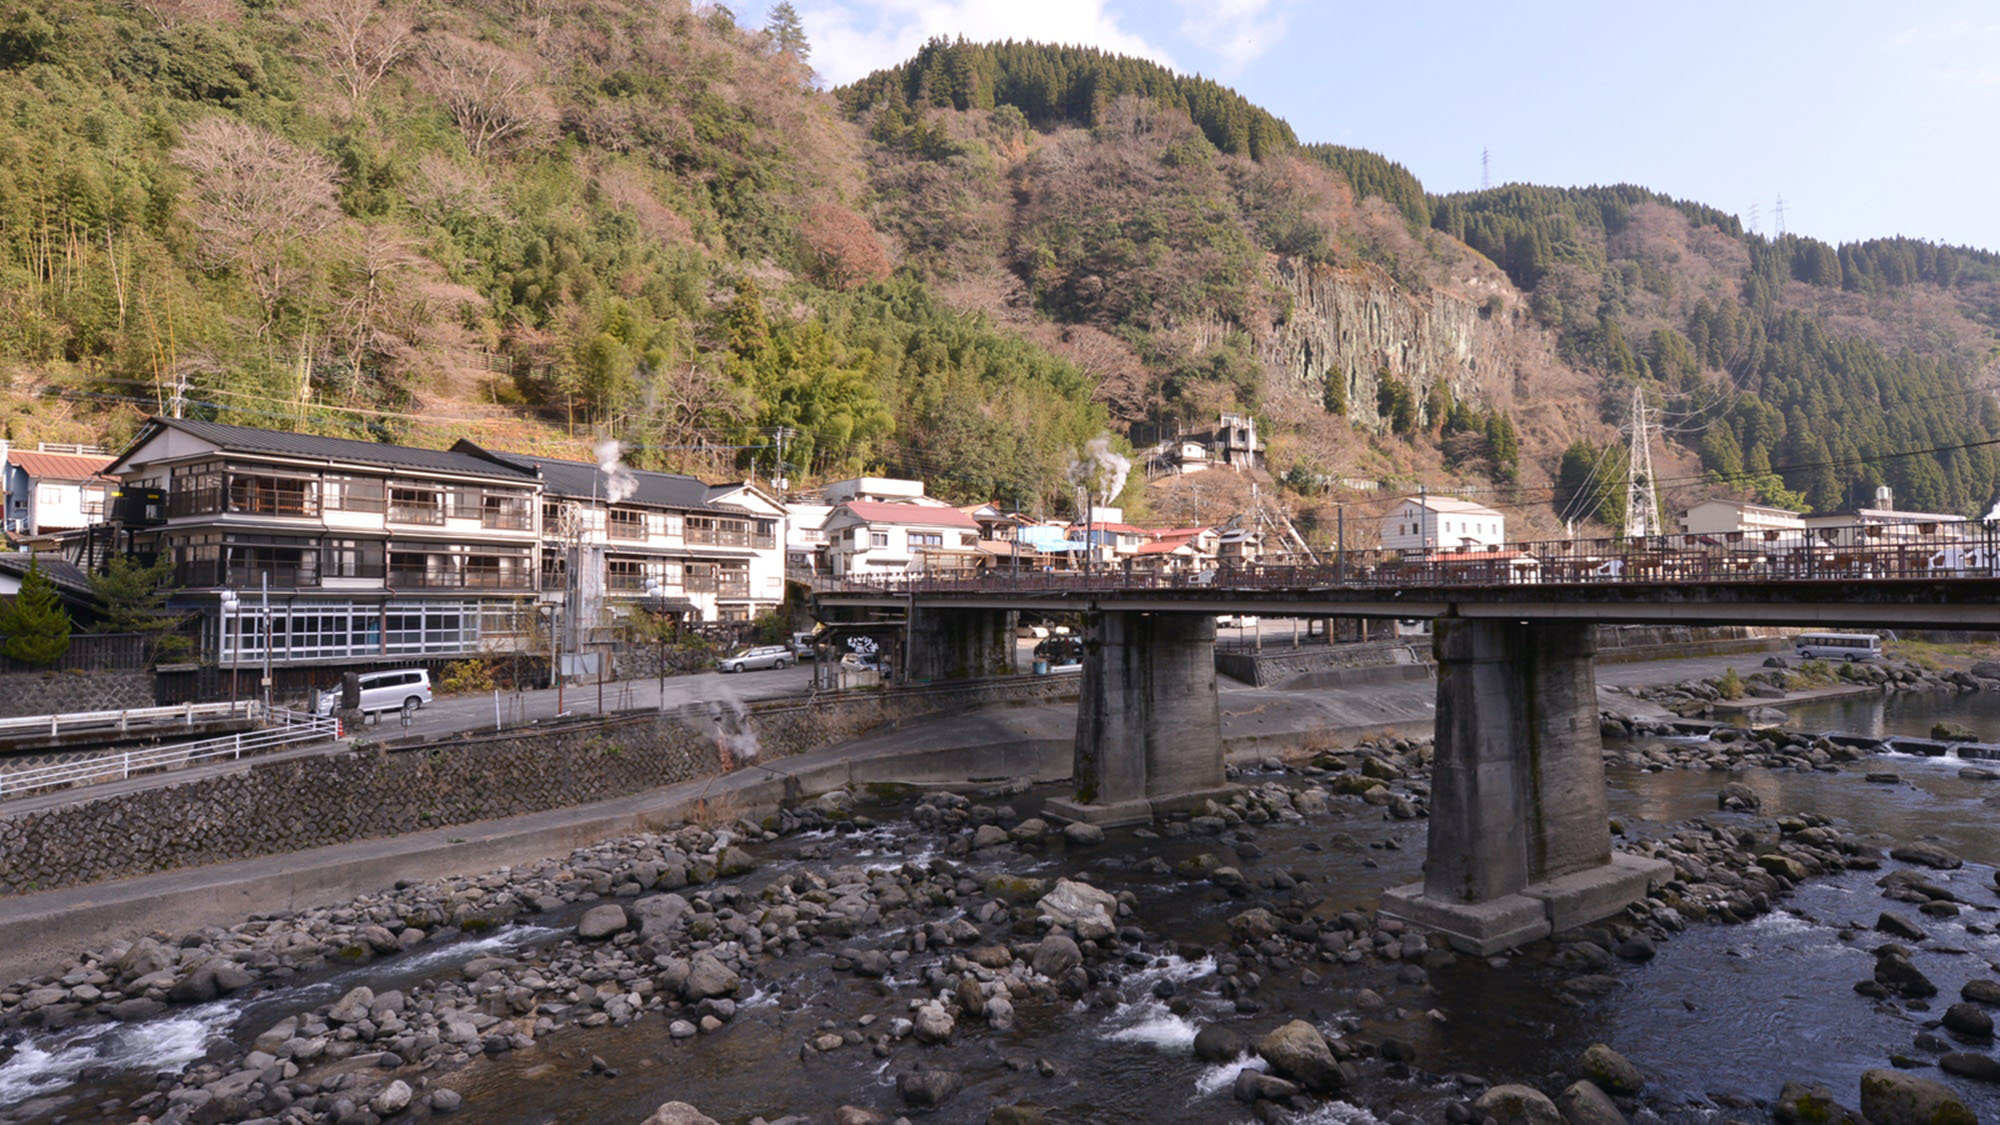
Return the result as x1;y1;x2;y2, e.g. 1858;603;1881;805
416;34;556;159
172;117;343;332
294;0;414;117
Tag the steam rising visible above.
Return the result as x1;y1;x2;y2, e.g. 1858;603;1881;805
1067;434;1131;509
594;437;637;504
703;678;760;764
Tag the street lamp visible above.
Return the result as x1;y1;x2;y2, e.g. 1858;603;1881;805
219;589;240;715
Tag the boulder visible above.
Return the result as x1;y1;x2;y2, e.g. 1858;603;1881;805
327;986;375;1025
896;1068;962;1108
1556;1080;1627;1125
1717;782;1761;811
1932;722;1976;741
1874;952;1938;998
1257;1020;1347;1093
642;1103;722;1125
631;893;694;940
1234;1069;1302;1102
1193;1024;1249;1063
1874;913;1926;941
1774;1081;1863;1125
1061;821;1105;846
1962;979;2000;1006
1577;1043;1643;1095
1943;1003;1994;1039
972;824;1011;850
1473;1083;1563;1125
912;1002;954;1045
1036;879;1118;941
370;1080;413;1116
1858;1068;1977;1125
683;952;740;999
576;904;630;940
1890;842;1964;870
1030;935;1082;978
1940;1051;2000;1081
429;1088;464;1114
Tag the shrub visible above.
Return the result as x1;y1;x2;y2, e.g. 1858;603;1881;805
439;659;498;695
1717;667;1744;700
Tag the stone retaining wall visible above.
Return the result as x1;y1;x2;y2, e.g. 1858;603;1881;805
0;670;152;718
0;675;1080;896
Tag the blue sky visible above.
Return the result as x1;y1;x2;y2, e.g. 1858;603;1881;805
795;0;2000;251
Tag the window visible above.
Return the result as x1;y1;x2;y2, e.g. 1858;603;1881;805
608;507;646;541
961;533;977;547
326;476;385;513
870;531;889;548
323;538;385;579
910;532;943;547
387;484;443;524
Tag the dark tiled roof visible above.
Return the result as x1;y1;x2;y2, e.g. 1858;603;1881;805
480;450;716;509
0;552;93;596
124;418;535;480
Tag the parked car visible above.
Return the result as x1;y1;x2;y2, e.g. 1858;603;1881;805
1033;636;1084;665
1215;614;1260;629
718;645;794;673
789;631;820;658
1016;624;1050;639
840;651;891;677
313;668;433;716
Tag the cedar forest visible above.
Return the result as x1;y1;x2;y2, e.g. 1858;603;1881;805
2;1;1998;532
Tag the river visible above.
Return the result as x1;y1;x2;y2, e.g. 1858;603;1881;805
7;691;2000;1123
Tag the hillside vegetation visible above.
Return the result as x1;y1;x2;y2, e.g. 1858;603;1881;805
0;6;1996;534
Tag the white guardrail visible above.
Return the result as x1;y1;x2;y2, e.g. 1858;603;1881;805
0;707;343;800
0;700;273;741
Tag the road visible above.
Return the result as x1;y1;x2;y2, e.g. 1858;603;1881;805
382;662;820;741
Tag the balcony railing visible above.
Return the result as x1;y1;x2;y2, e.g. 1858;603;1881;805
168;488;225;518
389;567;532;589
229;484;318;518
388;502;443;525
687;526;774;549
481;508;532;531
608;519;648;541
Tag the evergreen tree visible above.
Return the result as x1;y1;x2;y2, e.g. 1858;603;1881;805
765;2;809;61
87;555;190;663
1;559;72;666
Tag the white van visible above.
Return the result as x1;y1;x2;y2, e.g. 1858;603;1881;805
314;668;434;716
1793;633;1882;661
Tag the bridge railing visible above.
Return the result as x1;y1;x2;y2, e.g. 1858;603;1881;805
815;518;2000;596
0;707;342;801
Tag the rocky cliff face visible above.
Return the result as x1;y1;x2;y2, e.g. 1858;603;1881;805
1261;259;1490;430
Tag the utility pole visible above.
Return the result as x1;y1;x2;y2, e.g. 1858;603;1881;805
1623;385;1663;539
772;426;795;491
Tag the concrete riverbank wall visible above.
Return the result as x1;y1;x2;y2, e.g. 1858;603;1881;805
0;676;1080;897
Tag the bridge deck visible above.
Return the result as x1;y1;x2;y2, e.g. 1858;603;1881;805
810;523;2000;630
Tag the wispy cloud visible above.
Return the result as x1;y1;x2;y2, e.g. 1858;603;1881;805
1172;0;1290;73
799;0;1176;87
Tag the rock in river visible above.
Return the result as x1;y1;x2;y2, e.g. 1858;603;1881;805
1943;1002;1995;1039
576;904;629;940
1859;1068;1976;1125
1257;1020;1347;1093
642;1102;722;1125
1577;1043;1643;1095
1889;841;1963;870
1036;878;1119;941
1473;1083;1563;1125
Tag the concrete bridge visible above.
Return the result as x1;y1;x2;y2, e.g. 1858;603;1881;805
811;523;2000;952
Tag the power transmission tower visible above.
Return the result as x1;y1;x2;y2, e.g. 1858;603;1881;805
1748;201;1761;236
1774;194;1787;237
1623;385;1663;539
1481;147;1490;190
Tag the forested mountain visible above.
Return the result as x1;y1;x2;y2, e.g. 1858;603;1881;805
1;4;1996;533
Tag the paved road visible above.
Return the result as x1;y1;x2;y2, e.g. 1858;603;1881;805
385;663;819;741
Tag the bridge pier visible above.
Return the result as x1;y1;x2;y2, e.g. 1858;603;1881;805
904;608;1017;682
1380;617;1671;954
1047;610;1231;827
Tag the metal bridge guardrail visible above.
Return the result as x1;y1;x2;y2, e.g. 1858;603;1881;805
0;708;342;801
808;518;2000;597
0;701;269;742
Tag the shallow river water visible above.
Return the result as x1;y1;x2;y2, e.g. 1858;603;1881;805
8;691;2000;1123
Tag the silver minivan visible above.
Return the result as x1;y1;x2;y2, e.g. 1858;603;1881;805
314;668;434;716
